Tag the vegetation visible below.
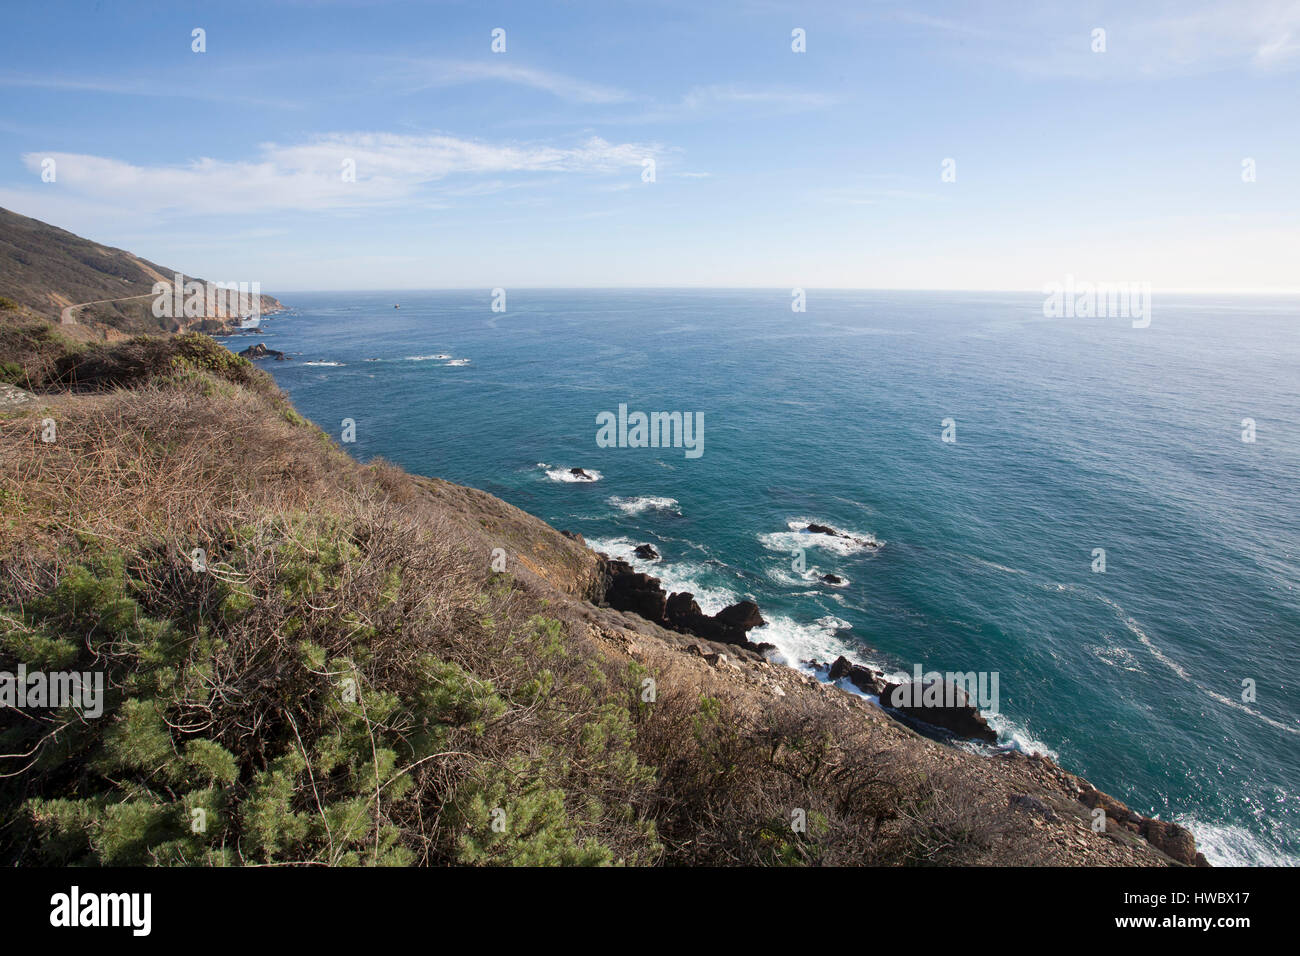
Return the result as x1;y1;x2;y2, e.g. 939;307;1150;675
0;321;1040;867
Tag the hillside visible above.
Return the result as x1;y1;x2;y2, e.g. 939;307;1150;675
0;206;280;333
0;300;1206;866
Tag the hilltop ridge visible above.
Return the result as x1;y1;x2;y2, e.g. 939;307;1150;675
0;206;280;333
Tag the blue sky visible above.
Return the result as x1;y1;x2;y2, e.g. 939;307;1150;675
1;0;1297;291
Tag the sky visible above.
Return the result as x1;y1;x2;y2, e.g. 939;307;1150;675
0;0;1297;292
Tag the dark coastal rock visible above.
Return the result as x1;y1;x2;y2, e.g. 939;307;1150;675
238;342;286;361
882;677;998;743
560;530;586;546
599;557;768;651
664;590;701;621
240;342;286;361
827;655;890;696
803;524;876;548
821;573;843;584
602;559;668;623
715;600;764;631
633;543;660;560
569;467;596;481
805;523;843;537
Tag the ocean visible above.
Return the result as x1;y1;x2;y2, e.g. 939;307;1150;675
219;289;1300;866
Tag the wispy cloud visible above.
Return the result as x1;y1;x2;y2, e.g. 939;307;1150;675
0;72;299;109
597;84;837;125
17;132;664;216
882;0;1300;76
380;57;632;103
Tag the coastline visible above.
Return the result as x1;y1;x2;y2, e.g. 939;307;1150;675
0;293;1214;867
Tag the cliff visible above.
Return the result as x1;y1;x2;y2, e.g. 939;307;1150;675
0;306;1205;866
0;212;1204;865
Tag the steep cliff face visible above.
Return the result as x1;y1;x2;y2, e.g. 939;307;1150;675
0;312;1202;867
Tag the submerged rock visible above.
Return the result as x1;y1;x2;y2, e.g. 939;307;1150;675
569;467;596;481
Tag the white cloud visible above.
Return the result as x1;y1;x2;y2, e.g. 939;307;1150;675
17;133;663;216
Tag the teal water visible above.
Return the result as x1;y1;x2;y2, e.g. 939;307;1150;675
221;289;1300;866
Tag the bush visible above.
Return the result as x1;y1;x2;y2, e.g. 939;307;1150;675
0;513;663;866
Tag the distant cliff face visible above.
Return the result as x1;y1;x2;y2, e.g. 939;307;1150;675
0;206;281;333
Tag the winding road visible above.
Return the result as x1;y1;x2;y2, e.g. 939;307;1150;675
59;292;154;326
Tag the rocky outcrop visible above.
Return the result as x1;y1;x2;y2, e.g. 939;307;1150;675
821;573;843;584
238;342;287;361
803;523;877;548
633;543;660;560
805;523;843;536
884;677;998;743
828;655;890;695
825;655;997;743
1077;783;1209;866
569;467;596;481
599;557;770;652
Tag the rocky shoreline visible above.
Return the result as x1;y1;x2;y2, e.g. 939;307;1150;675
589;542;1207;867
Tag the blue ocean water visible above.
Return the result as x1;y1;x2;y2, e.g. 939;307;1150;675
221;289;1300;866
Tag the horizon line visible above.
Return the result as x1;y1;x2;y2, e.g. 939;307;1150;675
266;285;1300;296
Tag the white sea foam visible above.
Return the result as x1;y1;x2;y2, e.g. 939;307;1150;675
755;613;856;667
984;712;1059;760
608;495;681;516
444;358;471;366
766;565;850;588
1097;594;1300;737
540;464;602;483
406;354;452;361
1088;643;1143;672
303;361;344;367
759;518;882;557
1178;816;1298;867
